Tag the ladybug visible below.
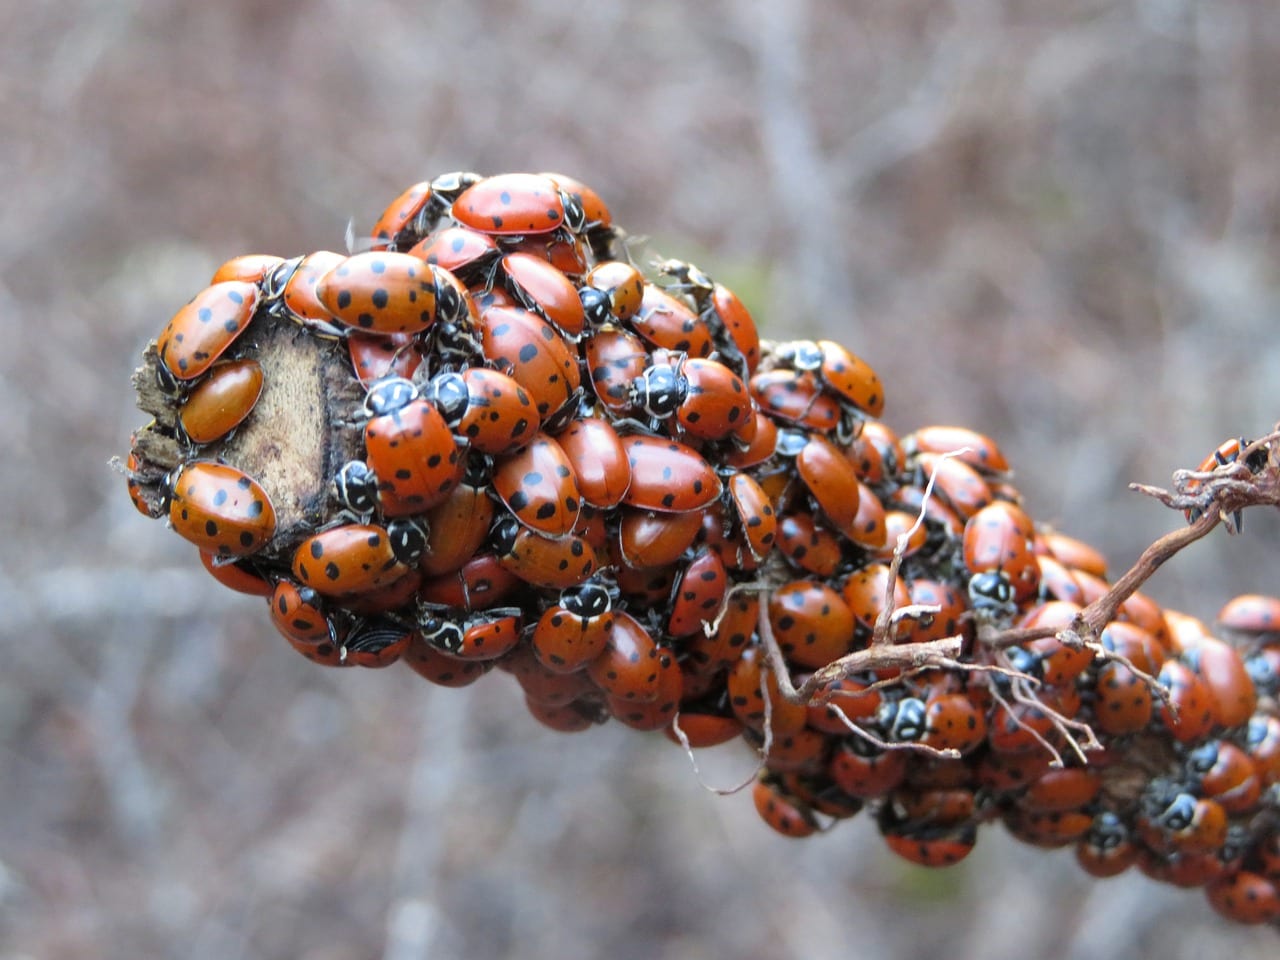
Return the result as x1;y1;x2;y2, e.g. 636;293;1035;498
963;501;1039;610
343;569;422;616
749;369;847;437
211;253;286;285
629;284;715;359
492;515;599;590
332;459;380;520
419;609;523;661
167;461;276;558
491;433;582;537
500;644;601;707
901;425;1010;477
772;339;885;419
199;550;273;597
176;359;263;446
1206;871;1280;925
630;355;753;443
1243;715;1280;785
805;675;882;735
1154;658;1216;744
342;619;413;668
1019;767;1101;814
422;368;538;456
586;611;669;703
417;554;522;613
524;697;608;734
620;435;721;513
794;433;862;530
1005;808;1093;849
1185;740;1262;816
452;173;570;235
553;416;632;509
531;580;616;673
896;579;971;647
705;281;761;378
347;331;423;388
540;171;611;230
767;580;856;670
873;509;929;562
1180;635;1257;729
725;473;777;562
921;692;987;756
666;549;729;638
499;252;586;337
911;452;993;521
880;819;978;868
684;591;758;674
1184;436;1268;528
1033;554;1085;604
840;563;910;637
417;469;495;577
582;324;649;414
369;180;433;250
1074;811;1136;878
752;777;820;839
364;390;465;517
403;632;493;688
1098;619;1166;676
157;280;260;384
726;645;808;735
876;697;928;743
1217;593;1280;637
776;511;844;578
829;736;908;799
582;261;645;323
1138;782;1228;856
666;712;744;750
605;645;683;732
266;250;349;336
1039;529;1109;578
124;450;163;518
315;251;438;335
269;579;334;642
291;523;407;597
408;225;500;282
386;516;430;567
478;302;581;423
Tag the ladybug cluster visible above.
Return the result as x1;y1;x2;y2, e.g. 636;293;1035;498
124;172;1279;928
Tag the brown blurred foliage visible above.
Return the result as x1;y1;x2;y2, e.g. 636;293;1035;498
2;1;1278;958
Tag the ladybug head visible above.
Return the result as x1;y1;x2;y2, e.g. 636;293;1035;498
364;376;418;417
423;372;469;426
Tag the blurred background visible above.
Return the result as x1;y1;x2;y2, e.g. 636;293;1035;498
3;1;1278;957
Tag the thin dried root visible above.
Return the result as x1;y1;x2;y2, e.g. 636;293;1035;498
669;713;763;796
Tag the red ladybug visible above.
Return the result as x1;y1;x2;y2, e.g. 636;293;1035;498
177;358;264;445
491;433;582;537
363;386;466;517
157;280;260;384
499;252;586;337
492;516;599;590
586;612;669;703
620;435;721;513
423;368;538;456
369;180;433;250
315;251;439;334
167;461;276;559
478;302;581;423
452;173;569;236
531;581;616;673
291;523;407;597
